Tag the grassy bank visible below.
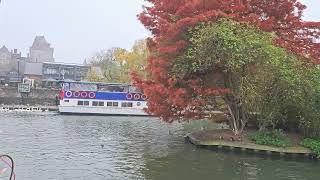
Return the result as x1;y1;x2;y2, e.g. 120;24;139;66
186;129;318;158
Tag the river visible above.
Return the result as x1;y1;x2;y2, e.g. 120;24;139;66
0;112;319;180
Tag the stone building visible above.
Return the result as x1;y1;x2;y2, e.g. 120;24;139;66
0;46;12;78
28;36;54;63
0;46;11;66
0;46;24;85
0;36;54;85
0;36;91;87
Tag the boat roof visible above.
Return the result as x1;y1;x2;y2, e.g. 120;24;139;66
59;80;130;86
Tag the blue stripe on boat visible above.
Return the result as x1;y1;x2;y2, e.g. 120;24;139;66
64;92;144;101
95;92;127;100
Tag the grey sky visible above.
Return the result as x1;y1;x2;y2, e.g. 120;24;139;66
0;0;319;64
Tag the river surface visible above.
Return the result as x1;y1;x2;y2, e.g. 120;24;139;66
0;112;319;180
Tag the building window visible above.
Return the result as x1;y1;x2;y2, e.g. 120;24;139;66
45;68;57;75
121;102;133;107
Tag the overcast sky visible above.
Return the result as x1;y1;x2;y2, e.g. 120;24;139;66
0;0;319;64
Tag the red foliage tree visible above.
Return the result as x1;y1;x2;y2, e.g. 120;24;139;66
132;0;320;122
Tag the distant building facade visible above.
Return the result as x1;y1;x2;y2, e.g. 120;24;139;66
28;36;54;63
0;46;24;85
42;62;89;82
24;62;90;87
0;46;11;67
24;62;43;81
1;36;91;87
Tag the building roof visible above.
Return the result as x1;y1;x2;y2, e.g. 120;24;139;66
0;45;10;54
31;36;51;49
24;62;43;76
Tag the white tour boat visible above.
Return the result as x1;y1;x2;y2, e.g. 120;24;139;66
58;82;148;116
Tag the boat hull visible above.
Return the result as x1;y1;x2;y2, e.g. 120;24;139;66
58;106;148;116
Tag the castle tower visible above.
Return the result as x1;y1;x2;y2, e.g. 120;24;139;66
29;36;54;63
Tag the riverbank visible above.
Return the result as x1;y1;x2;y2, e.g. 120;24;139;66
0;86;59;106
186;129;315;158
0;105;58;112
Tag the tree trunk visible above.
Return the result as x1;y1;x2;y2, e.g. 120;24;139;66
224;72;248;135
225;98;247;135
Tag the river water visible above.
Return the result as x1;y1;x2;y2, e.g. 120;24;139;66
0;112;319;180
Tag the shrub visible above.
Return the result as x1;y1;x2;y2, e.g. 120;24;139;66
299;92;320;138
249;130;291;147
300;138;320;158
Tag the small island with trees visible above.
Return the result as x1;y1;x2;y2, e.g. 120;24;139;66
130;0;320;158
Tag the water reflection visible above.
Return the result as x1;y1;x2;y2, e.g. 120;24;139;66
0;112;319;180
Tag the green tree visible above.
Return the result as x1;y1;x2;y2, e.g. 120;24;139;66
87;40;148;84
172;18;320;135
115;39;149;83
85;69;104;82
87;48;122;83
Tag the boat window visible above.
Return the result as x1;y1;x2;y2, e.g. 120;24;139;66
113;102;119;107
77;101;84;106
84;101;89;106
107;102;113;107
121;102;133;107
93;101;105;106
